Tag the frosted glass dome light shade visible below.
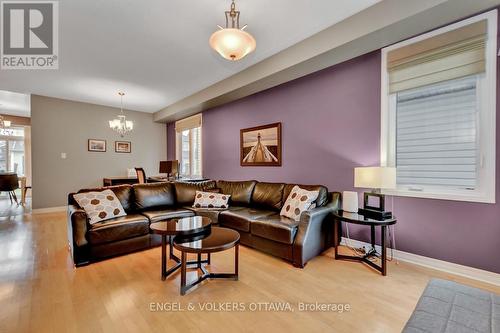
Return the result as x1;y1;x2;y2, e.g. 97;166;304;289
209;28;256;61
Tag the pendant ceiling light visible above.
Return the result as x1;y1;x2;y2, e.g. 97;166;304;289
209;0;256;61
0;104;11;129
0;115;11;129
109;92;133;137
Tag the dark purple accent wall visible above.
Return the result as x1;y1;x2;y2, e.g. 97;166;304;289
167;50;500;274
167;122;175;160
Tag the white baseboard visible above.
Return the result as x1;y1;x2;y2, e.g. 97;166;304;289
340;237;500;287
32;206;67;214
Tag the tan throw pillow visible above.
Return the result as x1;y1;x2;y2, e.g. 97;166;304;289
280;186;319;221
193;191;230;209
73;189;127;224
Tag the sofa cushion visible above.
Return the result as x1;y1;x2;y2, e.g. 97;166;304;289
133;182;175;210
186;206;243;225
87;214;150;245
193;191;230;208
251;182;285;211
219;207;275;232
71;184;135;213
174;181;217;206
141;209;194;223
251;214;300;244
280;186;319;221
216;180;256;206
73;189;127;224
283;184;328;207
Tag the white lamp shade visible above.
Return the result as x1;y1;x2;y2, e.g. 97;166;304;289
354;167;396;189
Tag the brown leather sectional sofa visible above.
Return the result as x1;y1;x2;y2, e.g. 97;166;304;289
68;180;341;268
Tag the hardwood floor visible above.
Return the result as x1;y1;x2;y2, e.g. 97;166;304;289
0;207;498;333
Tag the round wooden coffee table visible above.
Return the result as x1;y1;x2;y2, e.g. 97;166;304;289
174;227;240;295
150;216;211;280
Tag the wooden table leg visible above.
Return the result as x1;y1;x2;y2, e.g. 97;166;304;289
161;235;167;281
381;226;387;276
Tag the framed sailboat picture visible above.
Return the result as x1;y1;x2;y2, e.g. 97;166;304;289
240;122;282;166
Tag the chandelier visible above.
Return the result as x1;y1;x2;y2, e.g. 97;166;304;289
0;115;11;129
209;0;256;61
109;92;133;137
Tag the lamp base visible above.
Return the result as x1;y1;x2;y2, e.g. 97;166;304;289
358;208;392;220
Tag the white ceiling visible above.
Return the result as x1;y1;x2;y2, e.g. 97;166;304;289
0;90;30;117
0;0;380;113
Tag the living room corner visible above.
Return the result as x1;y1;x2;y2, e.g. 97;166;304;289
2;1;500;333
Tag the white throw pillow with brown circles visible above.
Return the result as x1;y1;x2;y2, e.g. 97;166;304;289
280;185;320;221
73;189;127;224
193;191;230;209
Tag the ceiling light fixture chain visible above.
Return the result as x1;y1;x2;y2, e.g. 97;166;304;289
119;92;125;115
226;0;240;29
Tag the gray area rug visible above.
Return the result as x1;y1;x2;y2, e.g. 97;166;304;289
403;278;500;333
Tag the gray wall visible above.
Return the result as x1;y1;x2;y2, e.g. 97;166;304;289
31;95;166;209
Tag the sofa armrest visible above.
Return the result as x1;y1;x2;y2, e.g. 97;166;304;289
292;192;341;267
67;204;90;266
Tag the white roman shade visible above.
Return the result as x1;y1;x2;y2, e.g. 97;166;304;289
175;114;202;132
387;20;487;93
395;75;478;190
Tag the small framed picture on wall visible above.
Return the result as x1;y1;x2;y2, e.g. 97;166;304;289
88;139;106;152
115;141;131;153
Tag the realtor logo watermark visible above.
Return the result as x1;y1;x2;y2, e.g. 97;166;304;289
1;1;58;69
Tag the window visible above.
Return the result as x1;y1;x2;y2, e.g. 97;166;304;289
175;114;202;178
0;126;26;174
381;10;497;203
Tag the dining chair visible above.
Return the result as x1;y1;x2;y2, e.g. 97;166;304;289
135;168;147;184
0;173;19;205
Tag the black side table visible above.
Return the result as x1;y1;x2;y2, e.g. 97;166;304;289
150;216;212;280
333;210;397;276
174;227;240;295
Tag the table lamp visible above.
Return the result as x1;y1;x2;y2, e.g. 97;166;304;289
354;166;396;219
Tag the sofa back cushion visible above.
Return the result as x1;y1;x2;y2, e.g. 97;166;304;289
283;184;328;207
73;189;127;224
251;182;285;211
174;180;217;206
216;180;256;206
69;185;135;213
133;182;175;210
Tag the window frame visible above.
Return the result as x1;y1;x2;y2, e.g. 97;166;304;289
380;10;497;203
175;126;202;178
0;125;25;174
